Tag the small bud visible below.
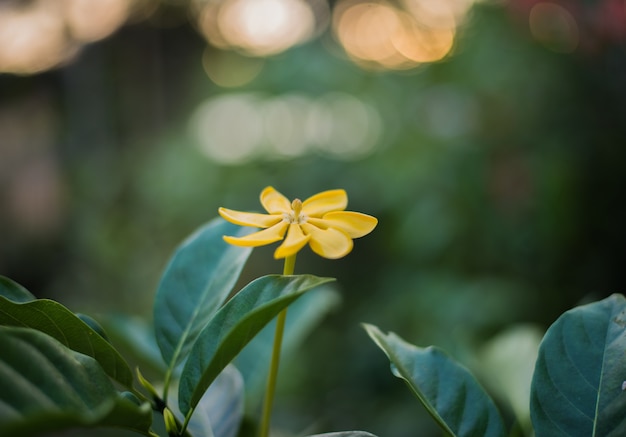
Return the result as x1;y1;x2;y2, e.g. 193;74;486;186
136;367;165;410
136;368;158;398
163;407;179;437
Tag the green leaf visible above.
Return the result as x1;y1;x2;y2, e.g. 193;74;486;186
0;276;36;303
530;293;626;436
0;296;133;388
153;217;254;372
99;394;154;436
179;274;333;415
76;313;110;341
0;326;153;436
364;324;506;437
168;365;244;437
235;285;341;399
193;365;244;437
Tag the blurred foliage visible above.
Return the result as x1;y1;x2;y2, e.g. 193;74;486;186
1;1;626;436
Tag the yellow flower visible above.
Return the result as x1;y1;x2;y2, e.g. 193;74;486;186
219;186;378;259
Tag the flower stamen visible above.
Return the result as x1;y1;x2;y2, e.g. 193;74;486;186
283;198;307;224
291;198;302;217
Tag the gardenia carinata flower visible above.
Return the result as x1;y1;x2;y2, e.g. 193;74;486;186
218;186;378;259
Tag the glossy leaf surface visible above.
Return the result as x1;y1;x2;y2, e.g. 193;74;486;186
194;365;244;437
153;218;254;371
364;324;506;437
0;326;152;436
235;285;341;399
530;293;626;437
0;275;35;303
179;274;333;415
168;365;244;437
0;296;133;388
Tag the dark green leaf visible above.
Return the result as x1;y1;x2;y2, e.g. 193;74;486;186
153;217;254;371
530;293;626;437
194;365;243;437
364;324;506;437
235;285;341;399
0;276;35;303
0;296;133;388
169;365;244;437
179;274;333;415
98;395;154;436
0;326;152;436
76;313;110;341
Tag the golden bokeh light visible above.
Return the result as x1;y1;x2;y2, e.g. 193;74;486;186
196;0;317;57
63;0;130;43
0;0;476;75
529;2;579;53
0;0;135;74
0;2;77;74
197;2;230;50
391;10;455;64
332;0;468;70
334;2;406;67
402;0;475;29
401;0;455;30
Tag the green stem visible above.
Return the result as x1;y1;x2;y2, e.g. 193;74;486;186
162;367;173;405
179;408;194;437
259;254;296;437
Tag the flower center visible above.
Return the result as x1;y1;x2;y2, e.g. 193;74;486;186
283;198;307;224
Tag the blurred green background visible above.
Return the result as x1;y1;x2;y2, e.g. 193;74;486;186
1;0;625;435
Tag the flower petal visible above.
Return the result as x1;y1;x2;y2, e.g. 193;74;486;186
308;211;378;238
260;186;291;214
301;189;347;217
274;224;311;259
301;223;353;259
219;207;282;228
223;221;288;247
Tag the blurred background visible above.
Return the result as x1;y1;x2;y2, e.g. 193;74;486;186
1;0;626;435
